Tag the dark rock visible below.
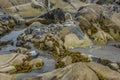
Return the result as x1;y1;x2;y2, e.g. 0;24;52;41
40;8;65;23
115;0;120;5
0;10;11;22
0;40;13;46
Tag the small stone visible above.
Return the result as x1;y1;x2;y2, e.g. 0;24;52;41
45;41;53;48
108;63;119;70
29;22;43;28
29;50;39;58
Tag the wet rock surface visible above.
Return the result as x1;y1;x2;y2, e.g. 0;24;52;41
0;0;120;80
23;62;120;80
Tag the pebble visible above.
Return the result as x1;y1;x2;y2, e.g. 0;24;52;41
108;63;119;70
29;50;39;58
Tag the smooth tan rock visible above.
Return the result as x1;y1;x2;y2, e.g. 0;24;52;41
0;73;13;80
111;13;120;29
87;62;120;80
7;3;44;17
0;66;16;73
10;54;28;66
0;53;27;70
16;47;28;54
0;53;18;66
37;62;99;80
21;62;120;80
64;33;92;49
49;0;85;12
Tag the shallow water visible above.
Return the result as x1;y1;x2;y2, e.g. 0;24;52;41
0;29;26;46
0;29;26;54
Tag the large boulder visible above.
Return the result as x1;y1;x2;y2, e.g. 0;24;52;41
37;62;99;80
87;62;120;80
76;3;120;44
24;62;120;80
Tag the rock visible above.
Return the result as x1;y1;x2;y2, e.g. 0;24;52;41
0;40;13;47
40;8;65;23
80;0;115;4
61;56;72;66
7;3;44;18
0;53;29;73
45;41;53;48
55;51;90;68
29;50;39;58
24;62;120;80
49;0;85;12
111;13;120;29
28;21;43;28
108;63;119;70
0;53;19;66
65;13;73;20
93;57;112;66
10;54;28;66
31;0;45;9
0;0;31;8
15;47;28;54
64;33;92;49
87;62;120;80
29;58;43;69
0;73;13;80
25;18;57;25
76;4;104;22
75;3;120;44
24;34;33;41
37;62;99;80
31;0;50;11
0;16;14;37
0;66;16;73
115;0;120;5
58;27;71;38
12;14;25;25
63;20;85;39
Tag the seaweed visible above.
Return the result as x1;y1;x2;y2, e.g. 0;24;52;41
14;55;33;73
